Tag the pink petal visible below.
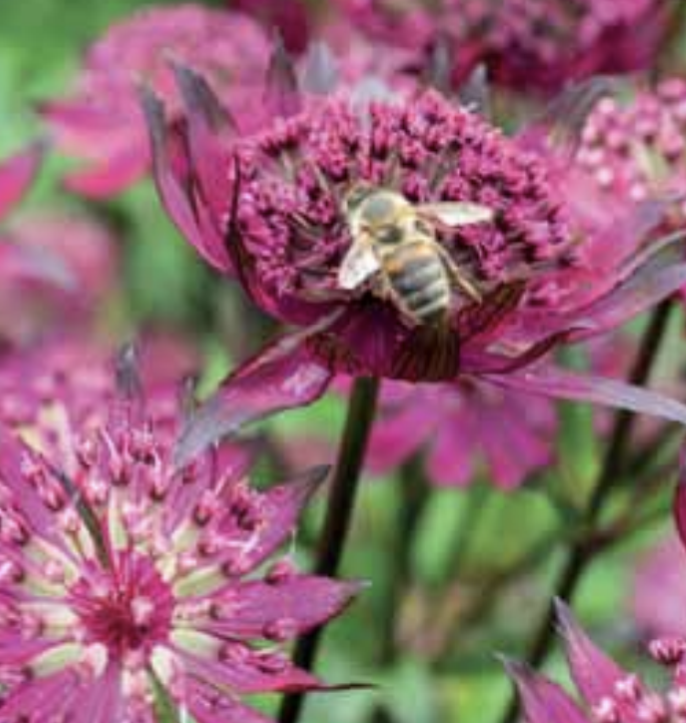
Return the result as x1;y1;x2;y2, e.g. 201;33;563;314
202;575;362;640
425;420;477;488
215;466;328;573
673;445;686;554
0;142;44;220
186;677;274;723
179;642;321;694
62;143;149;197
555;599;627;708
140;87;231;273
174;334;333;468
263;36;302;119
485;362;686;426
502;657;590;723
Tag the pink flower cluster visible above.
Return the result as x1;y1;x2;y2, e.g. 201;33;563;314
0;349;359;722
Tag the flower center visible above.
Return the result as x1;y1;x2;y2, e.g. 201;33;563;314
69;554;174;659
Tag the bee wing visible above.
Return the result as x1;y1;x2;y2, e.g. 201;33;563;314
338;241;381;290
419;202;494;228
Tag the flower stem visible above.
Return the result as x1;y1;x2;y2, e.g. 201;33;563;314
499;299;673;723
279;376;381;723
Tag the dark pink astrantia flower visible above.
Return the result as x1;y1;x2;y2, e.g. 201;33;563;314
506;600;686;723
335;0;670;94
145;76;686;464
42;5;272;197
360;378;556;490
0;353;359;722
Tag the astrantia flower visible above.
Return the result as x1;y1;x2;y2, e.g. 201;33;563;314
0;355;359;722
360;379;556;490
506;604;686;723
335;0;670;94
577;78;686;224
146;73;686;464
508;462;686;722
42;5;272;196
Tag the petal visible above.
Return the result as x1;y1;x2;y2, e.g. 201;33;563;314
555;599;627;707
214;466;328;573
502;657;589;723
425;419;476;488
174;333;334;468
140;87;231;273
62;145;149;197
0;141;44;220
263;34;302;119
485;362;686;427
186;677;273;723
673;445;686;554
178;641;321;694
202;575;361;640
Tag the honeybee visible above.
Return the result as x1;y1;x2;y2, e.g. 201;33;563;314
338;185;494;326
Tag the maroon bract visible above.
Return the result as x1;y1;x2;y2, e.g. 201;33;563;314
42;5;272;197
335;0;669;94
363;378;556;490
507;600;686;723
0;351;359;722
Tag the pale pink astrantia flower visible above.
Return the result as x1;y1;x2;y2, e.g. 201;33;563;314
359;378;556;490
334;0;671;94
0;352;359;722
506;600;686;723
143;68;686;465
508;458;686;723
41;5;273;197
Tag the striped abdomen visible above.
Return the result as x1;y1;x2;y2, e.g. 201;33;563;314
383;239;451;324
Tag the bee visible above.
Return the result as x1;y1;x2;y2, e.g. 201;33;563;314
338;185;494;327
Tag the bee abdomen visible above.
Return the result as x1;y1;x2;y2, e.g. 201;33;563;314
386;245;450;323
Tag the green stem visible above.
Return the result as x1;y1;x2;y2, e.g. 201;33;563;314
279;376;381;723
499;299;673;723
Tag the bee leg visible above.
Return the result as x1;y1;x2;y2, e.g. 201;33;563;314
436;245;483;304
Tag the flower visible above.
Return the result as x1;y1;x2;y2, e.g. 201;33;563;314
576;78;686;225
361;378;556;490
42;5;272;197
145;72;686;464
230;0;312;55
631;533;686;641
0;212;117;346
334;0;670;94
505;599;686;723
508;458;686;722
0;349;360;722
